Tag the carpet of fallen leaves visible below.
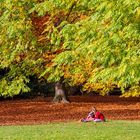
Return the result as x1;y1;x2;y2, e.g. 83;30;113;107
0;95;139;126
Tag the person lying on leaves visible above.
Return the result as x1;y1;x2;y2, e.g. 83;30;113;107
81;107;106;122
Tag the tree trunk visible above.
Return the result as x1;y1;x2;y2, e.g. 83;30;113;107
53;82;70;103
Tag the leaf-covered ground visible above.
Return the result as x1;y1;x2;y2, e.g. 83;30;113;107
0;96;139;126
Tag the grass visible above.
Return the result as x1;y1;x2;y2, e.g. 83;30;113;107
0;120;140;140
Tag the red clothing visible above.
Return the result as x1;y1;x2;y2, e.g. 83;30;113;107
94;111;105;121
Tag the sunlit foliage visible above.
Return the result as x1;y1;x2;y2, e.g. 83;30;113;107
0;0;140;97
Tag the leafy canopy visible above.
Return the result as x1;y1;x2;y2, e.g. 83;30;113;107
0;0;140;97
39;0;140;97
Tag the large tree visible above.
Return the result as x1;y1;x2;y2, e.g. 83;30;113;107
0;0;140;98
39;0;140;97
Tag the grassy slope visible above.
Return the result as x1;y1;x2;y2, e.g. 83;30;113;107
0;120;140;140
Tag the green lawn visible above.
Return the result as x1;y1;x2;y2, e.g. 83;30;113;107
0;120;140;140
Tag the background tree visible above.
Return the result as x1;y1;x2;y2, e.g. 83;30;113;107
0;0;40;97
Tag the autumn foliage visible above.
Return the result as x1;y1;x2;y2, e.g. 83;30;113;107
0;0;140;97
